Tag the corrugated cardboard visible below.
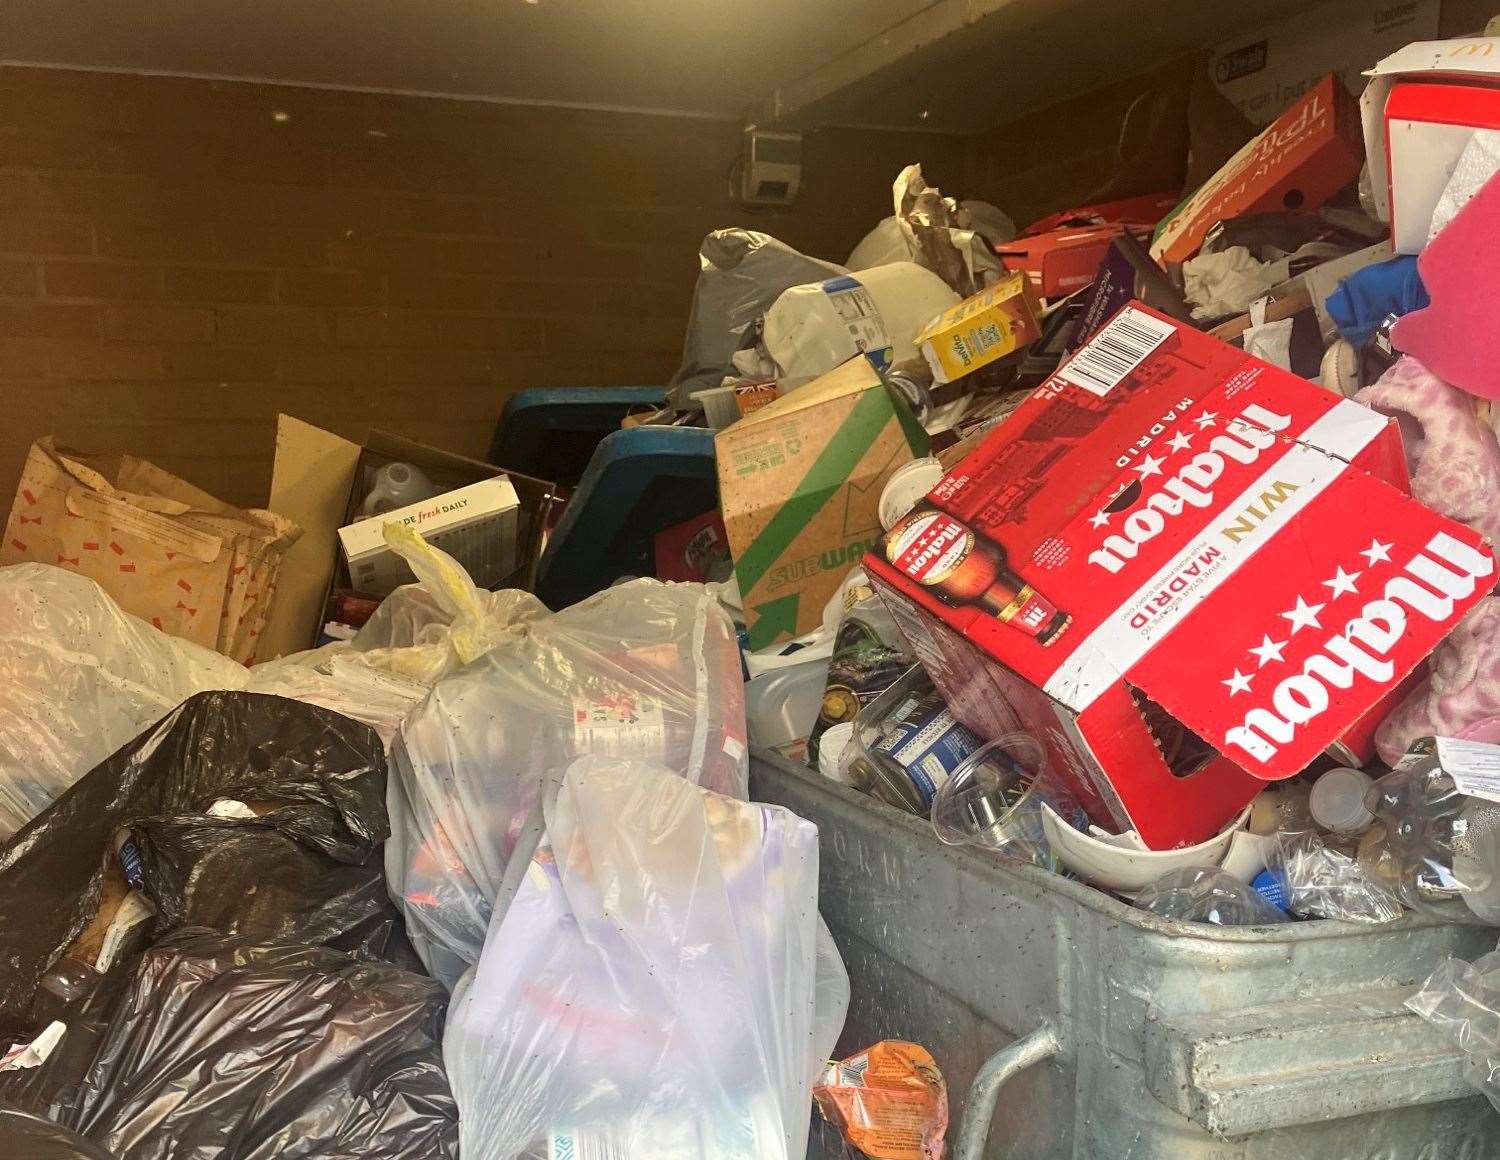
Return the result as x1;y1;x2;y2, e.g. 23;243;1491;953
717;358;929;650
915;273;1041;384
1000;194;1179;299
262;415;555;660
1151;75;1365;266
1212;0;1439;126
1361;36;1500;228
0;438;299;663
867;303;1490;849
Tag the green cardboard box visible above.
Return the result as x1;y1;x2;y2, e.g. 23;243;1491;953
716;357;929;650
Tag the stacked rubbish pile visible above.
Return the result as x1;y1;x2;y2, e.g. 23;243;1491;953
0;529;847;1159
666;36;1500;1152
10;26;1500;1160
705;42;1500;943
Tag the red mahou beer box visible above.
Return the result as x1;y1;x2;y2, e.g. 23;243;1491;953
865;302;1495;849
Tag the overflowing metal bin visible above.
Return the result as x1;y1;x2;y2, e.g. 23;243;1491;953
750;749;1500;1160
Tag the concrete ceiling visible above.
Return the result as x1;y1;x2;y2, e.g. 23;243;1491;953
0;0;928;120
0;0;1321;132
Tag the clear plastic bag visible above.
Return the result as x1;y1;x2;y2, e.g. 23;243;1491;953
0;564;249;840
1135;866;1290;926
341;523;546;682
386;579;749;987
1274;830;1404;924
0;532;540;839
442;756;848;1160
1406;947;1500;1112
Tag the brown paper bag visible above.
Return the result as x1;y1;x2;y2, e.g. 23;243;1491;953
0;438;300;663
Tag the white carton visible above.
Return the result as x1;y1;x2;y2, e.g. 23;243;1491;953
1361;36;1500;237
338;476;520;597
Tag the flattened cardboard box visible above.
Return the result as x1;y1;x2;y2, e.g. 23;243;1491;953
867;303;1493;849
717;357;929;650
262;416;555;660
0;438;299;663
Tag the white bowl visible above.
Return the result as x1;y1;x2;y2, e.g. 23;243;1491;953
1040;804;1253;893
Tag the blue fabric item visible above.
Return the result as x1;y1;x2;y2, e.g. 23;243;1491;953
1324;255;1429;347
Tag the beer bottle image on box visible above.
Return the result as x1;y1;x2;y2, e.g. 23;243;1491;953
884;507;1071;645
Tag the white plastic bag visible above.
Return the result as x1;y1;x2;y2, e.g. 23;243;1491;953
760;263;959;383
339;522;547;683
386;579;749;987
0;529;540;838
0;563;248;838
443;756;848;1160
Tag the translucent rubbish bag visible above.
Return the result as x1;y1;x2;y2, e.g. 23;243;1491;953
386;579;749;986
442;756;848;1160
0;531;539;839
1408;946;1500;1112
0;564;250;840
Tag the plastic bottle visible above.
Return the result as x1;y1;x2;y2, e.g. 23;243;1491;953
1361;741;1500;923
1309;767;1376;834
1136;866;1290;926
360;462;443;518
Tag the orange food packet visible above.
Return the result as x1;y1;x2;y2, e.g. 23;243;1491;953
813;1040;948;1160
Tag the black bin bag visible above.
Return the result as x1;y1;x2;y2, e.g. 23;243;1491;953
0;690;395;1020
0;691;457;1157
65;929;456;1160
0;1104;116;1159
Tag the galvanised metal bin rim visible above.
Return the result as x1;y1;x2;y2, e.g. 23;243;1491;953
753;748;1500;1160
779;744;1452;943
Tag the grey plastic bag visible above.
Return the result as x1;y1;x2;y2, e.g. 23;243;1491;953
667;230;844;407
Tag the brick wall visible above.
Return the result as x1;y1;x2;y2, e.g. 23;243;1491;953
0;66;968;509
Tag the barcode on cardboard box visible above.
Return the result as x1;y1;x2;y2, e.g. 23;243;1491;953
1057;306;1176;396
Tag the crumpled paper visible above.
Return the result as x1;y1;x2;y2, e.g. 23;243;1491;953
893;165;1009;298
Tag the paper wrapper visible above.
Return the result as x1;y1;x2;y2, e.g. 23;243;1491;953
814;1040;949;1160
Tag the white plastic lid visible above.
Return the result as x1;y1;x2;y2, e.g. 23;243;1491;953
878;457;945;531
1309;767;1376;833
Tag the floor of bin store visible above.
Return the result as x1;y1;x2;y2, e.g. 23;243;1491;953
4;2;1500;1159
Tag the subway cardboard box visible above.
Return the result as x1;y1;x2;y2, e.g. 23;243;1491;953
262;416;555;658
717;356;929;651
1150;74;1364;266
865;303;1494;849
